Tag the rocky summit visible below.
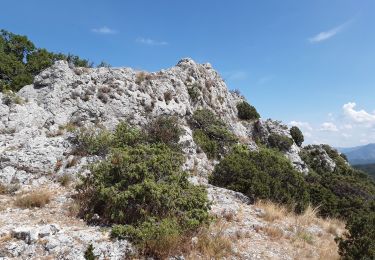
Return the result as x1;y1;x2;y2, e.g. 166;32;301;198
0;59;353;259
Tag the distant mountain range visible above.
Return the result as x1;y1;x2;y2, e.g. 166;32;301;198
338;143;375;165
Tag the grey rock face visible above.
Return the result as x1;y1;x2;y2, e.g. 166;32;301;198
302;145;337;173
0;58;314;259
254;119;309;174
0;58;308;186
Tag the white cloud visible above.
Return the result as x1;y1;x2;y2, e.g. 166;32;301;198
343;124;353;129
136;38;168;46
290;121;313;139
91;26;117;34
290;121;313;131
309;20;352;43
319;122;338;132
343;102;375;124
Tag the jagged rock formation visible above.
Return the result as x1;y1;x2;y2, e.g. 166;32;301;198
0;58;307;186
0;59;340;259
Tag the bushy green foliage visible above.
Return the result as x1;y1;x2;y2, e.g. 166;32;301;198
146;116;183;148
301;146;375;219
190;109;237;159
336;212;375;260
300;144;375;260
210;146;309;212
236;101;260;120
290;126;304;147
73;128;113;156
0;30;92;92
77;120;210;258
354;163;375;179
187;83;200;102
84;244;96;260
267;133;293;151
210;143;375;259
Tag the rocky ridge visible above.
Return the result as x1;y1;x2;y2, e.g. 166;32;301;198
0;59;340;259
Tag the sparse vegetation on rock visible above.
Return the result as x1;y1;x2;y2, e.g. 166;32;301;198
236;101;260;120
77;120;210;258
210;145;309;212
267;133;293;151
190;109;237;159
290;126;304;147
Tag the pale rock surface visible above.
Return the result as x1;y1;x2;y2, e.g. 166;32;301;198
0;59;320;259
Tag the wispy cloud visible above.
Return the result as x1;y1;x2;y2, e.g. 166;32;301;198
136;37;168;46
290;121;313;138
91;26;117;34
319;122;339;132
343;102;375;124
309;19;353;43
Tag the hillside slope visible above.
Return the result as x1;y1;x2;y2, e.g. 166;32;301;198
0;59;371;259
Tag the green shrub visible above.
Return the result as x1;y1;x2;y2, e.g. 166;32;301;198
112;121;145;148
187;84;200;102
147;116;183;148
0;30;92;92
209;146;309;212
236;101;260;120
290;126;304;147
301;145;375;219
84;244;96;260
77;121;210;258
73;128;113;156
193;129;218;159
267;133;293;151
336;212;375;260
190;109;237;159
112;217;183;258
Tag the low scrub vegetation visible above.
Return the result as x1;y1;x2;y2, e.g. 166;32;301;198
267;133;293;151
211;142;375;259
0;30;92;92
290;126;304;147
210;145;309;212
236;101;260;120
76;117;210;258
187;84;200;102
190;109;237;159
336;212;375;259
14;190;51;208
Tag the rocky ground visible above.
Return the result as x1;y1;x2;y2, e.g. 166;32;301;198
0;58;344;259
0;183;344;259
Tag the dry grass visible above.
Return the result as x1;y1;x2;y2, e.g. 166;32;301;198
189;220;233;259
0;233;12;243
320;217;345;237
54;159;63;172
66;157;79;168
256;200;289;222
142;232;184;259
221;208;235;222
135;72;146;84
58;174;72;187
317;239;340;260
0;183;20;195
295;205;320;227
58;122;77;133
14;190;51;208
262;225;284;240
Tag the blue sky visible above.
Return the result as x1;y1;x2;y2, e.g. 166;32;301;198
2;1;375;147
